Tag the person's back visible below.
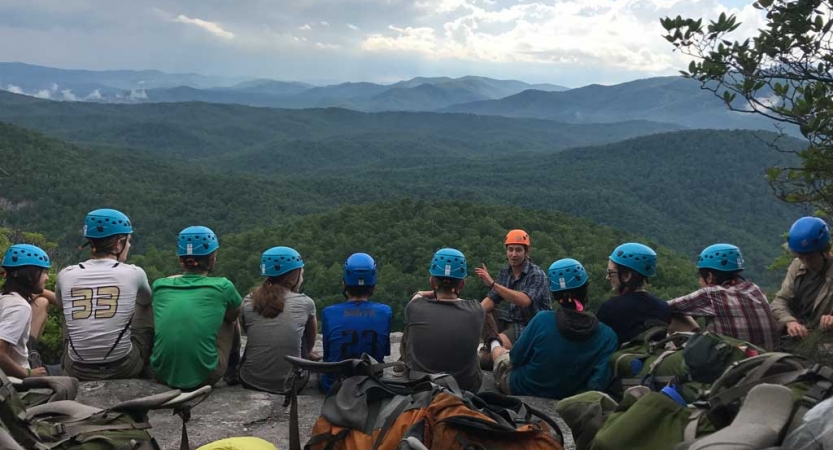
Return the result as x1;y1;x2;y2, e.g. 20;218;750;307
489;258;618;399
58;261;150;362
509;310;617;398
667;244;780;351
321;300;391;391
321;253;391;392
598;291;670;343
57;209;154;380
597;243;670;343
406;295;484;391
403;248;484;392
151;226;242;389
239;246;318;393
240;291;315;391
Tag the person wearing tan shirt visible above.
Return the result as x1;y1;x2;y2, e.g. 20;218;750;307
771;217;833;340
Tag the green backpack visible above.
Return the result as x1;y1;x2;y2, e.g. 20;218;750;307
609;329;762;403
0;369;210;450
707;352;833;433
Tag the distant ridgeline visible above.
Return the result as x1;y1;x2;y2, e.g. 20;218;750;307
0;89;804;292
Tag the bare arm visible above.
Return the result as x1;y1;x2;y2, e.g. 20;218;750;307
305;314;318;359
491;284;532;308
0;341;44;378
224;306;240;323
40;289;60;308
481;297;495;313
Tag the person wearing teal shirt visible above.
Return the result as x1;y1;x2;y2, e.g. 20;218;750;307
488;258;618;399
151;226;242;390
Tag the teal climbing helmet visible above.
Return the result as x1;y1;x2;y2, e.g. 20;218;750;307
2;244;51;269
261;246;304;277
84;209;133;238
610;243;657;277
697;244;745;272
177;226;219;256
548;258;588;292
429;248;467;279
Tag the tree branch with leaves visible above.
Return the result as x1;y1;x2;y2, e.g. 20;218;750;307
662;0;833;213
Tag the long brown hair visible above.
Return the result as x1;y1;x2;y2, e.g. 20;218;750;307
2;266;45;301
251;268;302;319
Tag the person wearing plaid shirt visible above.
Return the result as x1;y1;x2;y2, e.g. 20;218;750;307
668;244;780;351
475;230;551;368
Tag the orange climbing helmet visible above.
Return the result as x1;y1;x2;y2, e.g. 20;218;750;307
504;229;530;247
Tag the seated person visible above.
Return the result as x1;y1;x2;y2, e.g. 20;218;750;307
488;258;618;399
597;242;671;343
320;253;392;393
56;209;153;380
402;248;484;392
239;246;318;393
151;226;241;390
0;244;52;379
668;244;780;350
475;229;551;369
771;217;833;342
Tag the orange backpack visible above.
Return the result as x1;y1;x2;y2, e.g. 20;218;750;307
285;355;568;450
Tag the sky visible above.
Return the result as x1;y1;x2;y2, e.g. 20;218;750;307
0;0;766;87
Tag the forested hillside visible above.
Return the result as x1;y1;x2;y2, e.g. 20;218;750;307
0;117;801;286
0;91;681;170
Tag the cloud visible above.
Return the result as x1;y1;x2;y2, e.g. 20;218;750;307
315;42;341;49
129;89;148;100
347;23;360;31
61;89;77;101
34;89;52;99
5;84;24;95
361;0;767;73
174;14;234;39
299;24;312;30
320;21;330;26
84;89;102;100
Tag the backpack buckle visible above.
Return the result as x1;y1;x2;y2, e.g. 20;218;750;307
52;423;66;435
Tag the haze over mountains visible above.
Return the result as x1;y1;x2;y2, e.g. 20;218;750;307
0;63;782;133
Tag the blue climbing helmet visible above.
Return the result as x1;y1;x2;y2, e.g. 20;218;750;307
84;209;133;238
610;242;657;278
2;244;51;269
429;248;467;279
343;253;377;286
548;258;588;292
697;244;745;272
261;246;304;277
177;226;219;256
788;217;830;253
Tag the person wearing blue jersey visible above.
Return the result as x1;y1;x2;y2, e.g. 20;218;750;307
320;253;392;393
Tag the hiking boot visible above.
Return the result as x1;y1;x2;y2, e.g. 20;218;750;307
479;347;494;371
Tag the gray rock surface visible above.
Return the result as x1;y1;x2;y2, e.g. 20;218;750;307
75;333;572;450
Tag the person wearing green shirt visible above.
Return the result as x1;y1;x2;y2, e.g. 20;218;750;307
151;226;242;390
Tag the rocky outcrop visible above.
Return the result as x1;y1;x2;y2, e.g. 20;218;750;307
75;333;571;450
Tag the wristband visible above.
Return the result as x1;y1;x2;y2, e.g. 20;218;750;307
26;368;31;378
490;281;496;289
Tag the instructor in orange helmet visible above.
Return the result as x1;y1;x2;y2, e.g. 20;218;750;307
475;229;551;369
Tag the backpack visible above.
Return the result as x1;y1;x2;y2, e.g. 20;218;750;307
609;328;762;403
283;354;570;450
590;388;717;450
0;368;211;450
706;353;833;433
